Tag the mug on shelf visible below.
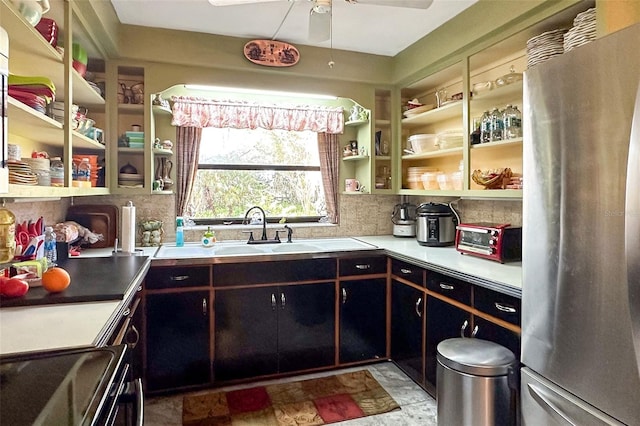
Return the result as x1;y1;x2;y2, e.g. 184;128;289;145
345;178;361;192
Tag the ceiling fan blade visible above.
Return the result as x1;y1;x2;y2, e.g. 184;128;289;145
208;0;283;6
349;0;433;9
308;8;330;42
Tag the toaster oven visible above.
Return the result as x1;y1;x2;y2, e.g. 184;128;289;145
455;222;522;263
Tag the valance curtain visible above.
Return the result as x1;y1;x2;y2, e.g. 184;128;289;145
171;96;344;134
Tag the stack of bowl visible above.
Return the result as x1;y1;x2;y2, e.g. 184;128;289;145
22;157;50;186
406;166;438;189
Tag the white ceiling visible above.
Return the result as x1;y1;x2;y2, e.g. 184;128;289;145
109;0;478;57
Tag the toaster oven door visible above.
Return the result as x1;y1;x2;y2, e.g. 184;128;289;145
456;226;494;255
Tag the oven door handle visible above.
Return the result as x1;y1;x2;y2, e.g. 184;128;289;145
134;378;144;426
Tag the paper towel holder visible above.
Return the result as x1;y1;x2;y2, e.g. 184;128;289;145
112;237;145;256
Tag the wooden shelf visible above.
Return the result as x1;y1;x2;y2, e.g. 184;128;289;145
342;155;369;161
470;81;523;115
5;184;110;198
345;119;369;127
402;147;463;160
8;97;105;151
375;119;391;127
153;148;173;156
402;101;463;127
152;105;172;115
118;147;145;154
471;138;523;150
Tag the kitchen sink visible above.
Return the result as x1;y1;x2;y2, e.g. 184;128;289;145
154;238;378;258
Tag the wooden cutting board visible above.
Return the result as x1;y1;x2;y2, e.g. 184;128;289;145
66;204;118;249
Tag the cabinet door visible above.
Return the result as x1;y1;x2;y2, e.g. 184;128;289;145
473;317;521;361
339;278;387;363
390;280;425;386
425;296;470;388
277;282;335;373
145;291;210;392
214;287;278;381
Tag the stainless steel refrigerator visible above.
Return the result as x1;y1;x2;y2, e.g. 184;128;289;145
522;22;640;425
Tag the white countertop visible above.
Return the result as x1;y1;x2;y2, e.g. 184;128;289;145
0;238;521;356
0;301;121;355
355;235;522;295
0;247;155;356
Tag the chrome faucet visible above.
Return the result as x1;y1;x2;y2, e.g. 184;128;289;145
243;205;268;241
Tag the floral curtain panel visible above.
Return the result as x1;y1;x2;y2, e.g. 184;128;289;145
171;96;344;134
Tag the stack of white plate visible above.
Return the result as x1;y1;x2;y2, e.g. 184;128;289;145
8;161;38;185
527;29;566;68
22;158;51;186
406;166;438;189
118;173;144;188
564;8;596;52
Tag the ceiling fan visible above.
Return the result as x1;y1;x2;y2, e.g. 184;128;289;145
207;0;434;42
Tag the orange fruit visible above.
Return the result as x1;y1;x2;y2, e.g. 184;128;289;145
42;267;71;293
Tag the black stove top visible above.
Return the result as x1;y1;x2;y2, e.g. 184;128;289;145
0;345;127;425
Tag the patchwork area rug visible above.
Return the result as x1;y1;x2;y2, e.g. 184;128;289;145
182;370;400;425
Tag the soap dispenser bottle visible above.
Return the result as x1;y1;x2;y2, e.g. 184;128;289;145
176;217;184;247
202;226;216;247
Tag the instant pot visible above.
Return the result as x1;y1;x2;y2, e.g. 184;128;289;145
416;202;460;246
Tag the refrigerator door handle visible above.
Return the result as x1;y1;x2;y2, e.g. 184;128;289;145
625;82;640;370
526;383;582;425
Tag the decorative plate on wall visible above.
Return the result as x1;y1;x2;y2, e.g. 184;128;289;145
243;40;300;67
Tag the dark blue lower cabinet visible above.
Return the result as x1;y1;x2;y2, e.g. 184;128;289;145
214;282;335;382
145;291;211;392
339;278;387;363
391;280;425;386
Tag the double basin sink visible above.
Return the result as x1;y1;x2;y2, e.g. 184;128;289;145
154;238;378;258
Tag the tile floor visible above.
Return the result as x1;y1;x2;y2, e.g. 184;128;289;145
144;362;438;425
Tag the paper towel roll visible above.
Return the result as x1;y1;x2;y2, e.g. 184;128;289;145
122;201;136;253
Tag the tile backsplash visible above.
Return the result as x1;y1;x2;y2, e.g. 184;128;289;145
3;194;522;245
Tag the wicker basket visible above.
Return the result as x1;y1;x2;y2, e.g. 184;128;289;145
472;168;513;189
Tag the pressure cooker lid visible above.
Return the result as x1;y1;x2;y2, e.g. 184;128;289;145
436;338;516;376
417;202;452;215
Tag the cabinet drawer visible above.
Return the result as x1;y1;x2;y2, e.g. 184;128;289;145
426;271;471;305
339;256;387;276
391;259;424;286
474;286;521;326
214;258;336;286
145;266;210;289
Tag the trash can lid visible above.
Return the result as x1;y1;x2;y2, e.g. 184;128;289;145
437;338;517;377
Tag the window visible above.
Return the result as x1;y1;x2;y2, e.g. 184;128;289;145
190;127;326;224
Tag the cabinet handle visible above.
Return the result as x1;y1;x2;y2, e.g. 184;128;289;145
495;302;517;313
400;268;412;275
122;308;131;318
271;293;276;310
202;298;207;316
355;264;371;270
281;292;286;309
460;320;468;337
170;275;189;281
125;324;140;349
439;283;455;291
471;325;478;338
415;297;423;317
342;288;347;304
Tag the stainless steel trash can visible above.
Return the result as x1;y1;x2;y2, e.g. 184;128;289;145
437;338;518;426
